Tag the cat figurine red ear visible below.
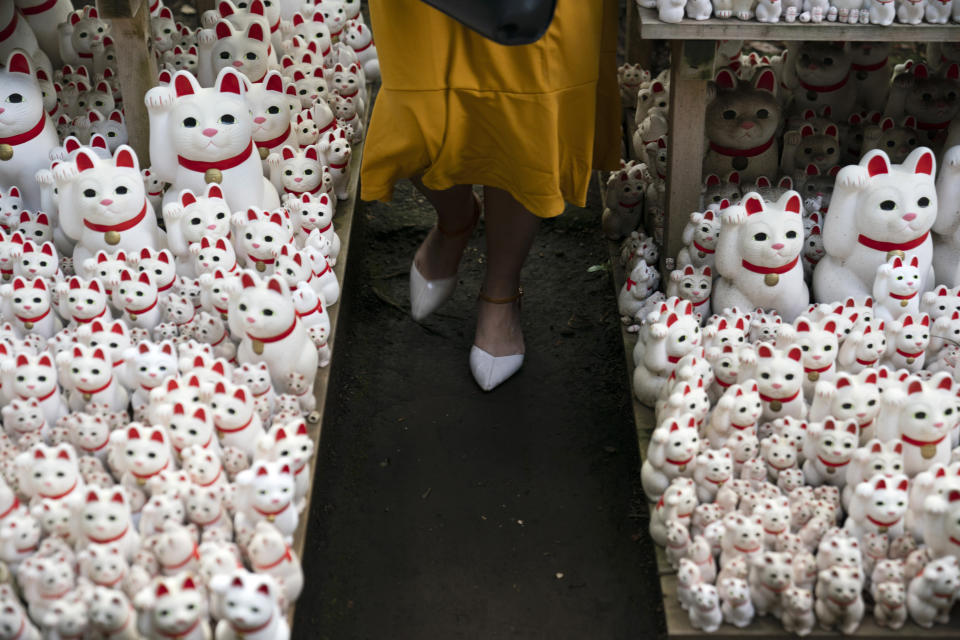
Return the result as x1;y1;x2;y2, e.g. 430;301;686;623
703;68;782;182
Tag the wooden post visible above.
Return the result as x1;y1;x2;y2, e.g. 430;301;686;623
97;0;157;163
662;39;712;273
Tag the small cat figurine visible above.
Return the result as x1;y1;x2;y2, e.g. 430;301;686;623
108;424;176;512
162;184;231;276
229;272;318;395
287;192;338;253
144;68;280;212
197;19;271;86
58;345;127;413
133;574;210;640
0;52;60;210
331;93;364;144
1;352;65;426
249;71;297;166
232;207;293;272
666;265;712;322
703;68;781;182
266;144;330;198
245;520;303;604
233;460;298;542
341;19;378;81
901;64;959;149
713;191;809;321
78;486;140;559
788;42;856;120
677;208;720;270
210;379;265;458
873;255;922;318
846;474;909;539
14;442;84;506
317;129;352;200
0;276;59;338
257;419;314;509
211;570;290;640
190;235;239;277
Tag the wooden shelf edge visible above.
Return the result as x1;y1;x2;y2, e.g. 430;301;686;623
635;3;960;41
286;90;373;630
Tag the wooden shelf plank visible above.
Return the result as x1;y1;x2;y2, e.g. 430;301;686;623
635;4;960;41
286;92;372;629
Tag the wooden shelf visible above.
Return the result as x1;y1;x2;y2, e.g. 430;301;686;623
286;92;371;630
636;4;960;41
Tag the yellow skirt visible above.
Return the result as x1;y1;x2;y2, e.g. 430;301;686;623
360;0;621;218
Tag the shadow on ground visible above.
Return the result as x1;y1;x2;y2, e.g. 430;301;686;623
294;179;663;639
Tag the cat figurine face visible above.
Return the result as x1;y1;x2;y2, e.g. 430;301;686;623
167;45;200;74
704;69;781;181
6;352;59;405
0;188;23;232
234;208;293;269
331;62;363;99
81;250;129;296
752;342;804;413
874;116;918;165
291;67;329;108
68;6;110;61
314;0;348;37
271;245;313;290
66;413;111;456
213;571;283;637
127;250;175;299
114;424;173;482
88;109;128;152
79;82;116;117
686;209;721;259
792;42;854;119
80;486;133;545
61;343;114;394
242;460;295;516
853;474;909;536
22;443;81;501
75;319;131;378
5;276;53;333
903;64;959;137
794;123;840;173
167;402;213;453
812;370;880;434
288;11;332;60
1;397;44;439
167;185;233;255
151;6;178;52
272;145;326;196
875;255;921;317
667;265;712;316
791;316;838;377
138;574;208;639
198;270;236;318
14;212;51;246
207;20;271;84
331;93;362;141
885;313;930;366
731;192;805;275
294;110;319;147
289;192;334;236
190;237;238;276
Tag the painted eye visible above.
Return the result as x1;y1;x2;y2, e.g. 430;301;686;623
220;114;235;125
7;94;22;104
219;52;230;60
183;117;197;128
914;411;927;420
722;109;736;120
83;189;96;198
245;52;258;61
918;197;930;207
786;230;797;239
263;309;273;316
880;200;896;211
116;186;127;195
238;303;247;311
753;233;767;241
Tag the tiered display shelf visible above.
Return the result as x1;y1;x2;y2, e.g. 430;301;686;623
632;4;960;268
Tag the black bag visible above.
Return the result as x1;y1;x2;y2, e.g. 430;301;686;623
420;0;557;46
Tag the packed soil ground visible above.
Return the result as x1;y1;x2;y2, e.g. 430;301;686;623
293;180;664;639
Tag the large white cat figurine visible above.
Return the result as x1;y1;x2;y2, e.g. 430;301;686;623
0;51;59;210
813;147;937;319
713;191;809;321
144;68;280;213
53;145;163;266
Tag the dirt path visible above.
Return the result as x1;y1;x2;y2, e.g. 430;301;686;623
294;180;663;639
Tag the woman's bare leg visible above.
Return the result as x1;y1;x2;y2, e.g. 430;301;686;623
475;186;540;357
411;178;477;280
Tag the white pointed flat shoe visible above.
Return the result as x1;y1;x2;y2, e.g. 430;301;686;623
408;194;480;322
469;287;524;391
469;346;524;391
409;263;457;321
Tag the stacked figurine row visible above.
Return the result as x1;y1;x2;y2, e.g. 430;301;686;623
606;40;960;635
0;0;378;637
641;0;960;24
612;41;959;250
